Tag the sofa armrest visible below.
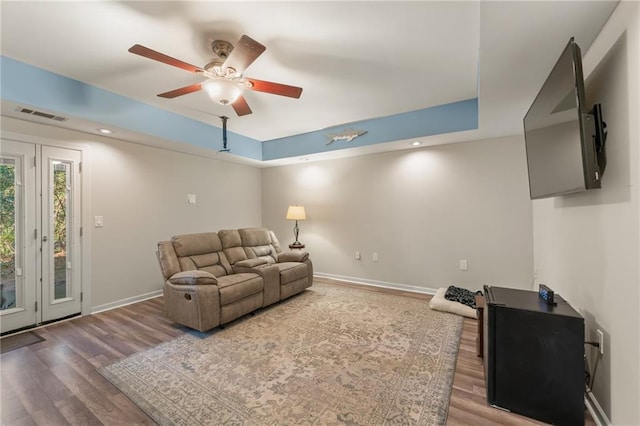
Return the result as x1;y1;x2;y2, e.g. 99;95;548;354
277;250;309;263
168;270;218;286
163;281;220;331
235;258;268;268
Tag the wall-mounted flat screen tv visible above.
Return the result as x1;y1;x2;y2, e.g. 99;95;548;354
523;37;606;200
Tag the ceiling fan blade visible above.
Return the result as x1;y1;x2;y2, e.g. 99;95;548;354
246;78;303;99
223;35;266;74
157;83;203;98
231;95;252;116
128;44;205;74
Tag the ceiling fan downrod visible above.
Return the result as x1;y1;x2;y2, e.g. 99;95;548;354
219;115;230;152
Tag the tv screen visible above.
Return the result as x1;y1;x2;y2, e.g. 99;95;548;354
523;37;604;200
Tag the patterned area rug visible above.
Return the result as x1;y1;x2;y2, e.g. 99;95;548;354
98;283;463;425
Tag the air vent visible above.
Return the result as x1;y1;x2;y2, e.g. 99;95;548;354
17;107;68;122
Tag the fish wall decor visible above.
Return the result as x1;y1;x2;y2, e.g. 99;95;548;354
325;128;367;145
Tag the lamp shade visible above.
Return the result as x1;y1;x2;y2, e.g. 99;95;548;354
286;205;306;221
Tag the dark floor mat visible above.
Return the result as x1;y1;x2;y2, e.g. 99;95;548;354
1;331;45;354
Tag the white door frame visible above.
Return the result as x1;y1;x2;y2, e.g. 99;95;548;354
1;129;92;324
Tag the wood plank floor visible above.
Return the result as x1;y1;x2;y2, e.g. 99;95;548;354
1;277;595;425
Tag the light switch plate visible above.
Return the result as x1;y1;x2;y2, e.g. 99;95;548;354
94;216;104;227
187;193;197;205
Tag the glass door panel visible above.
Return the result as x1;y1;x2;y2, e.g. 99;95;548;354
41;146;81;322
1;157;18;310
0;140;37;333
52;161;70;301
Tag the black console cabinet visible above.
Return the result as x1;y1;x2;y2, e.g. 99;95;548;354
483;286;585;426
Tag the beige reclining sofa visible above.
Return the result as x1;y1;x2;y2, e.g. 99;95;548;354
156;227;312;332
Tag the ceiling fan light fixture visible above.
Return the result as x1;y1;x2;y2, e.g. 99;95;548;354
202;79;242;105
129;35;302;117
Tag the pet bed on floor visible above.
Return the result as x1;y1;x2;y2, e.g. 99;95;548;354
429;287;477;318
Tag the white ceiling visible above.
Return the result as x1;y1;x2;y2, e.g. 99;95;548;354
0;1;618;159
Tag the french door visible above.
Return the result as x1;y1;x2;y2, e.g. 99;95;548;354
1;140;82;334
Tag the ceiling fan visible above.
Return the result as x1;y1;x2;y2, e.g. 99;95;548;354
128;35;303;117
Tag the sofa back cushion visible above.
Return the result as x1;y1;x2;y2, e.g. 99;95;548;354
239;228;278;264
171;232;232;277
157;241;181;280
269;230;283;254
219;229;249;265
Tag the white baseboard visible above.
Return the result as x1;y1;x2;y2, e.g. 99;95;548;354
585;388;611;426
91;290;163;314
314;272;438;295
90;273;434;316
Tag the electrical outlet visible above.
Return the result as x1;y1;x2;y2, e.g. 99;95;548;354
597;329;604;355
372;252;378;262
355;251;361;260
459;259;468;271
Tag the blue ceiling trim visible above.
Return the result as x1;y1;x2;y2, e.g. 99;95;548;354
0;56;263;160
261;98;478;161
1;56;478;162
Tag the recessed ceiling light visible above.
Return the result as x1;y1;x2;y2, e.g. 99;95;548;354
97;128;114;134
411;141;422;147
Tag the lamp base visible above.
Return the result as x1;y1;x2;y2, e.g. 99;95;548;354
292;221;302;247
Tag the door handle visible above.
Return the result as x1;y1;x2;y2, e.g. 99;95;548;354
42;236;48;242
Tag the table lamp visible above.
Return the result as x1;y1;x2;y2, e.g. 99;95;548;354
286;205;306;247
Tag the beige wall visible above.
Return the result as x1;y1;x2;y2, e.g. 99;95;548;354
262;136;534;292
532;2;639;423
1;117;262;310
89;138;261;308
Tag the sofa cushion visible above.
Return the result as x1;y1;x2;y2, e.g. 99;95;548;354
216;273;263;305
172;233;223;256
219;229;250;265
168;270;218;286
219;229;242;248
239;228;278;263
250;245;277;263
238;228;277;263
172;233;232;276
225;247;249;265
178;252;230;278
277;262;308;284
239;227;272;246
